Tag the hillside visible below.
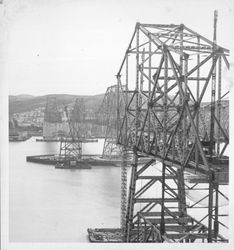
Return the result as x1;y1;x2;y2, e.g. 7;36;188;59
9;94;104;114
9;93;229;115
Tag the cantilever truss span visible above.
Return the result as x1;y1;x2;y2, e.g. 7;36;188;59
97;85;126;158
116;22;229;243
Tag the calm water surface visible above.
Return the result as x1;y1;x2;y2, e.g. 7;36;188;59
9;138;229;242
9;137;121;242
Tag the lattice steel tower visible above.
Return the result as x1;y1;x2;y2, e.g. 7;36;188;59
117;11;229;243
58;98;85;165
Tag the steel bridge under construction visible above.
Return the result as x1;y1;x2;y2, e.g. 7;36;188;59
89;11;229;243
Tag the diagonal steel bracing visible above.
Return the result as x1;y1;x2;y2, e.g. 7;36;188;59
116;16;229;243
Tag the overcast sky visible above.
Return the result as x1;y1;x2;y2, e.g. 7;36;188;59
0;0;234;96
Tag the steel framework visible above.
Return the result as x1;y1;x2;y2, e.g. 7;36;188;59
98;85;121;158
58;98;85;164
116;15;229;242
96;85;128;158
96;84;130;230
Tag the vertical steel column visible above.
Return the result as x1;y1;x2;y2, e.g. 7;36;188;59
208;170;214;242
195;36;200;171
181;27;188;163
139;49;145;148
121;144;128;232
213;171;219;239
177;25;184;204
214;55;222;240
119;77;128;233
125;55;129;135
178;25;187;219
126;23;140;242
209;10;218;157
208;13;218;241
121;55;129;232
183;55;188;156
179;25;184;106
160;45;168;236
177;25;184;164
148;40;151;152
140;49;145;107
217;57;222;155
178;55;188;219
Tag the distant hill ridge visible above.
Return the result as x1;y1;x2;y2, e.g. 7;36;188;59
9;94;104;114
9;93;229;115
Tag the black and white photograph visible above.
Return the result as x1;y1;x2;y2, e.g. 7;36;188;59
1;0;234;249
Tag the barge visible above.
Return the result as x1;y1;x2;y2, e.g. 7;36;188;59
36;138;98;143
87;228;123;242
26;154;130;167
26;154;152;167
55;162;91;169
9;136;31;142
